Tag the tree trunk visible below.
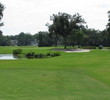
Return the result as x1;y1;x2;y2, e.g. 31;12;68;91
64;44;67;49
55;35;58;47
63;37;67;49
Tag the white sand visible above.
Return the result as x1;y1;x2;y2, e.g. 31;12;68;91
65;49;90;53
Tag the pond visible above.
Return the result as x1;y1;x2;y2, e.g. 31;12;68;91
0;54;17;60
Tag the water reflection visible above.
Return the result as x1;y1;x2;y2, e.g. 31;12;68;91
0;54;17;60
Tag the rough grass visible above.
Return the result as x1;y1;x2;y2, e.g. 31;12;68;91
0;47;110;100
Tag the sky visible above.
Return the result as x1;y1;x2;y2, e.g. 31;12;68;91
0;0;110;35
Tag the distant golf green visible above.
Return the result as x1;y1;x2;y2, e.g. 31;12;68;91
0;46;110;100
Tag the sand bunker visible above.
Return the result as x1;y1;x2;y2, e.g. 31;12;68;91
53;48;90;53
65;49;90;53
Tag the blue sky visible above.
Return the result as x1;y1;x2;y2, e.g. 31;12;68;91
0;0;110;35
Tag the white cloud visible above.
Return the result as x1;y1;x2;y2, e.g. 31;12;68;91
0;0;110;35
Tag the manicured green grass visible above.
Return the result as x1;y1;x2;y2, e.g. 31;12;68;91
0;46;54;54
0;47;110;100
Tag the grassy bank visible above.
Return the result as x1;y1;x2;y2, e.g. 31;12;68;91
0;46;110;100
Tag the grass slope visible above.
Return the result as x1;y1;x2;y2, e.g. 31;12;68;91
0;47;110;100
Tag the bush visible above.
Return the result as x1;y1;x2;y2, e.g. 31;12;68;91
16;51;61;59
33;52;61;58
34;53;46;58
13;49;23;55
107;47;110;49
25;52;34;58
82;46;96;49
52;52;60;57
46;52;52;57
13;49;61;59
46;52;60;57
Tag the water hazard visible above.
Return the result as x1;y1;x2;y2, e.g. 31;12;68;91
0;54;17;60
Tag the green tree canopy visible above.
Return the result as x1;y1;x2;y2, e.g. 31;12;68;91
0;3;5;27
17;32;33;46
48;12;85;49
107;11;110;46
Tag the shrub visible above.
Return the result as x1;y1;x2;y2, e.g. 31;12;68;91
34;53;46;58
13;49;23;55
46;52;52;57
82;46;96;49
52;52;60;57
34;52;61;58
34;54;39;58
46;52;60;57
107;47;110;49
50;53;54;57
25;52;34;58
25;52;60;58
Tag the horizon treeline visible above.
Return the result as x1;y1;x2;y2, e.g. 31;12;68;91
0;28;109;47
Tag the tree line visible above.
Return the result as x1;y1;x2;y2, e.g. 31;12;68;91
0;3;110;48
